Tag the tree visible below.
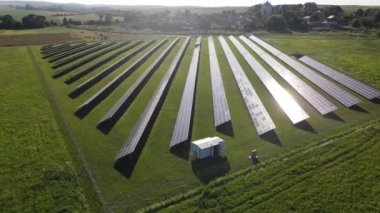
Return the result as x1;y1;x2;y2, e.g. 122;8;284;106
374;11;380;23
352;18;361;28
355;8;364;17
360;17;374;29
0;15;21;29
63;17;68;26
283;11;307;31
303;2;318;16
22;14;46;28
323;6;344;17
104;14;113;25
265;15;288;32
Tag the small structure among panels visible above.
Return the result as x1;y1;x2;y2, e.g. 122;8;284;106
239;36;337;115
218;36;275;135
191;137;225;159
229;36;309;124
249;35;361;108
299;55;380;100
208;36;231;129
170;37;202;148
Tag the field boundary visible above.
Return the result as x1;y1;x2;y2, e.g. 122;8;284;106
140;117;380;212
26;46;110;212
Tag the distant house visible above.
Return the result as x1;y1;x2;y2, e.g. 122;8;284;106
260;1;273;16
303;15;338;31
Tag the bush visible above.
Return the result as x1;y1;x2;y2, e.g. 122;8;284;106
352;18;361;28
265;15;288;32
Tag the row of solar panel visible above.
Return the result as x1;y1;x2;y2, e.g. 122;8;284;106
42;35;380;167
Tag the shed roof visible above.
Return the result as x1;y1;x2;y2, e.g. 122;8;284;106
192;137;224;149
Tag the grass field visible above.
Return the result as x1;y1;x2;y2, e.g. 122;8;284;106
0;45;101;211
146;118;380;212
1;27;379;212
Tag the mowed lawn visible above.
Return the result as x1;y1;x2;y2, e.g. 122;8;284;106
150;118;380;212
0;46;100;211
19;31;380;212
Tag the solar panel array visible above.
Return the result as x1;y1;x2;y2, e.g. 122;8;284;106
170;37;202;148
48;43;101;63
208;36;231;127
229;36;309;124
218;36;275;135
96;37;180;128
239;36;337;115
65;41;144;84
43;43;85;59
115;37;191;161
75;39;173;117
299;56;380;100
53;42;130;79
249;35;361;107
69;40;157;98
52;42;117;69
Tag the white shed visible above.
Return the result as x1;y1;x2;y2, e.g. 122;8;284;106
190;137;225;159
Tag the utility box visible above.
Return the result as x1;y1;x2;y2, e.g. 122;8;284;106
191;137;225;159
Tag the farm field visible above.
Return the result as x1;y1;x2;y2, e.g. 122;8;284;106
1;27;380;212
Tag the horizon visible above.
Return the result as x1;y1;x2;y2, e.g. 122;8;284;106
5;0;380;7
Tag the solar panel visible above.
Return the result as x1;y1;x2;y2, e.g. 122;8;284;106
114;37;191;161
52;42;117;69
170;36;202;148
48;43;101;63
229;36;309;124
75;38;175;118
53;42;130;79
218;36;275;135
299;56;380;100
64;41;144;85
68;40;158;99
239;36;337;115
43;43;85;59
208;36;231;127
249;35;361;108
96;37;180;129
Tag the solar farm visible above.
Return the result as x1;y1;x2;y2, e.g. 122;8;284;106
32;35;380;210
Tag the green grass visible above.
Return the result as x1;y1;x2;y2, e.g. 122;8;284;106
146;118;380;212
3;29;379;212
0;46;99;211
32;33;380;211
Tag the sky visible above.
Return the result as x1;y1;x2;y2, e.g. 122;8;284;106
10;0;380;6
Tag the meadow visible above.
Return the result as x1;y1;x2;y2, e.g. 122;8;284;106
0;45;101;211
0;27;379;212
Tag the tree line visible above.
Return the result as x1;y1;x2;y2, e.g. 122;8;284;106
1;2;380;32
0;14;58;29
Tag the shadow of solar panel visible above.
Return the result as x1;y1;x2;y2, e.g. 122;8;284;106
230;36;308;124
42;43;85;59
75;39;171;118
239;35;337;115
52;42;117;69
170;37;202;148
68;40;157;99
208;36;232;129
250;35;360;108
97;37;181;132
114;37;191;172
218;36;275;135
299;56;380;100
53;42;130;78
64;41;144;85
48;43;101;63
